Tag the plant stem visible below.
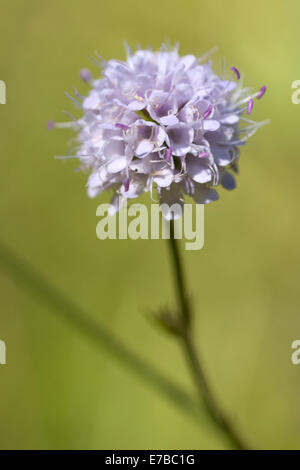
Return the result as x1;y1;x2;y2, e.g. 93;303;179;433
167;220;248;450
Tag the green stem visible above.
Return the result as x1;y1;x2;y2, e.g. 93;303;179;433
168;220;248;450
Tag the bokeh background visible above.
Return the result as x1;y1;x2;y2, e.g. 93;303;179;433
0;0;300;450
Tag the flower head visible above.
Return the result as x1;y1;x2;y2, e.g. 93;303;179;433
54;45;267;214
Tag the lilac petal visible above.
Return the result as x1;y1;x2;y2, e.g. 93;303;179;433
153;169;174;187
167;124;194;157
231;66;240;80
156;126;168;147
186;156;212;184
147;90;168;104
257;85;267;99
47;120;54;130
107;157;128;173
221;172;236;190
83;91;100;110
129;156;153;174
103;140;125;159
160;115;179;126
246;98;254;115
87;185;101;198
220;115;239;125
88;171;102;188
178;54;196;70
210;145;236;166
87;171;104;198
134;122;166;157
203;119;220;131
135;139;154;157
127;100;145;111
147;92;178;125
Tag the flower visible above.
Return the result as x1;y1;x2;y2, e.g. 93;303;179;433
54;44;267;215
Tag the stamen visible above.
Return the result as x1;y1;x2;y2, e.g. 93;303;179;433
115;123;130;130
246;98;254;115
198;151;209;158
133;94;144;102
65;92;82;109
165;147;173;162
79;68;92;83
231;66;240;80
257;85;267;99
123;177;130;192
53;122;75;128
47;120;54;130
203;104;213;119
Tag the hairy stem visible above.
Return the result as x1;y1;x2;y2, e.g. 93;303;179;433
168;220;248;450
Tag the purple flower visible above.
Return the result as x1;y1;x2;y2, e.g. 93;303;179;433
55;45;267;213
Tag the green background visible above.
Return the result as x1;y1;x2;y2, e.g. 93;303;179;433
0;0;300;450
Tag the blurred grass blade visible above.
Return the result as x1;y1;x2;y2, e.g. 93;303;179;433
0;241;200;423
